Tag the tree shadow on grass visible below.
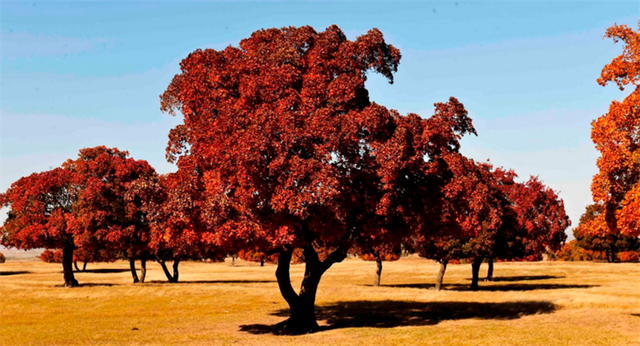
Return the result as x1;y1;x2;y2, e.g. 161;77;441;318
385;283;597;291
240;300;557;335
0;270;31;276
476;275;566;282
632;313;640;318
79;268;131;274
52;283;120;288
148;279;276;284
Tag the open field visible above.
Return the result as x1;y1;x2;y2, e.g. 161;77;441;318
1;256;639;346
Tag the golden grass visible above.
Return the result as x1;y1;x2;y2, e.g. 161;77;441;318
1;256;639;346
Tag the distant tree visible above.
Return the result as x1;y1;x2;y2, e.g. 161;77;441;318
354;244;402;286
160;25;473;333
1;146;156;287
573;204;639;262
590;22;640;240
0;252;5;263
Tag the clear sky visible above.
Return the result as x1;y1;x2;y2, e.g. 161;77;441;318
1;1;638;240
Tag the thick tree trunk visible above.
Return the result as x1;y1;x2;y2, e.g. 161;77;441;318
158;258;180;283
485;258;494;281
470;257;483;291
373;252;382;286
435;260;448;291
82;261;87;272
62;241;79;287
74;261;80;272
260;257;265;267
130;258;140;283
275;243;349;334
140;260;147;283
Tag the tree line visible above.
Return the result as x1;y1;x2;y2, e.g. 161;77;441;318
2;22;638;334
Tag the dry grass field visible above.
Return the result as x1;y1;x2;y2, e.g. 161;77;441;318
1;255;639;346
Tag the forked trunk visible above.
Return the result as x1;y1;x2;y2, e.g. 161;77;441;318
435;260;448;291
158;258;180;283
62;241;79;287
82;261;87;272
130;258;140;283
140;260;147;283
485;259;494;281
275;243;349;334
373;252;382;286
470;257;483;291
74;261;80;272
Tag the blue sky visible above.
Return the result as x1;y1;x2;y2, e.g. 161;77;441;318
1;1;638;240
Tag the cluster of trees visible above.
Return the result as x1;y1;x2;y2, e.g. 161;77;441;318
582;22;640;253
556;203;639;262
10;23;638;334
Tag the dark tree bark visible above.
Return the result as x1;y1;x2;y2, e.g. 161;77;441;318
73;261;80;272
470;257;483;291
158;258;180;283
373;252;383;286
140;259;147;283
82;261;87;272
485;258;494;281
130;258;140;283
275;243;349;334
260;256;265;267
435;260;448;291
62;240;79;287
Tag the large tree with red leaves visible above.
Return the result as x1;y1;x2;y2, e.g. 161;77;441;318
160;25;474;333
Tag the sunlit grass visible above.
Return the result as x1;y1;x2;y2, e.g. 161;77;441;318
1;256;639;345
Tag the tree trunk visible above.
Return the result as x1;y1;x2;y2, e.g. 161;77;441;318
158;258;179;283
82;261;87;272
130;258;140;283
274;243;349;334
140;260;147;283
373;252;382;286
74;261;80;272
62;240;79;287
260;257;265;267
435;260;448;291
470;257;483;291
485;258;494;281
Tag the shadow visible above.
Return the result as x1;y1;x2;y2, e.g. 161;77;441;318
385;283;597;291
80;268;131;274
240;300;557;335
148;279;276;284
52;282;120;288
476;275;566;282
0;270;31;276
632;313;640;318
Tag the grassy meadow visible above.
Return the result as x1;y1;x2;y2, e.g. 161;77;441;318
1;255;639;346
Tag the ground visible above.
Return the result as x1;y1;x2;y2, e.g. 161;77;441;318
1;255;638;346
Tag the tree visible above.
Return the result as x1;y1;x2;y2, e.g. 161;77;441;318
574;203;639;262
354;244;402;286
160;25;474;333
590;21;640;239
1;168;80;287
413;154;518;291
1;146;156;287
64;146;157;283
0;252;5;264
486;175;570;280
39;247;116;271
